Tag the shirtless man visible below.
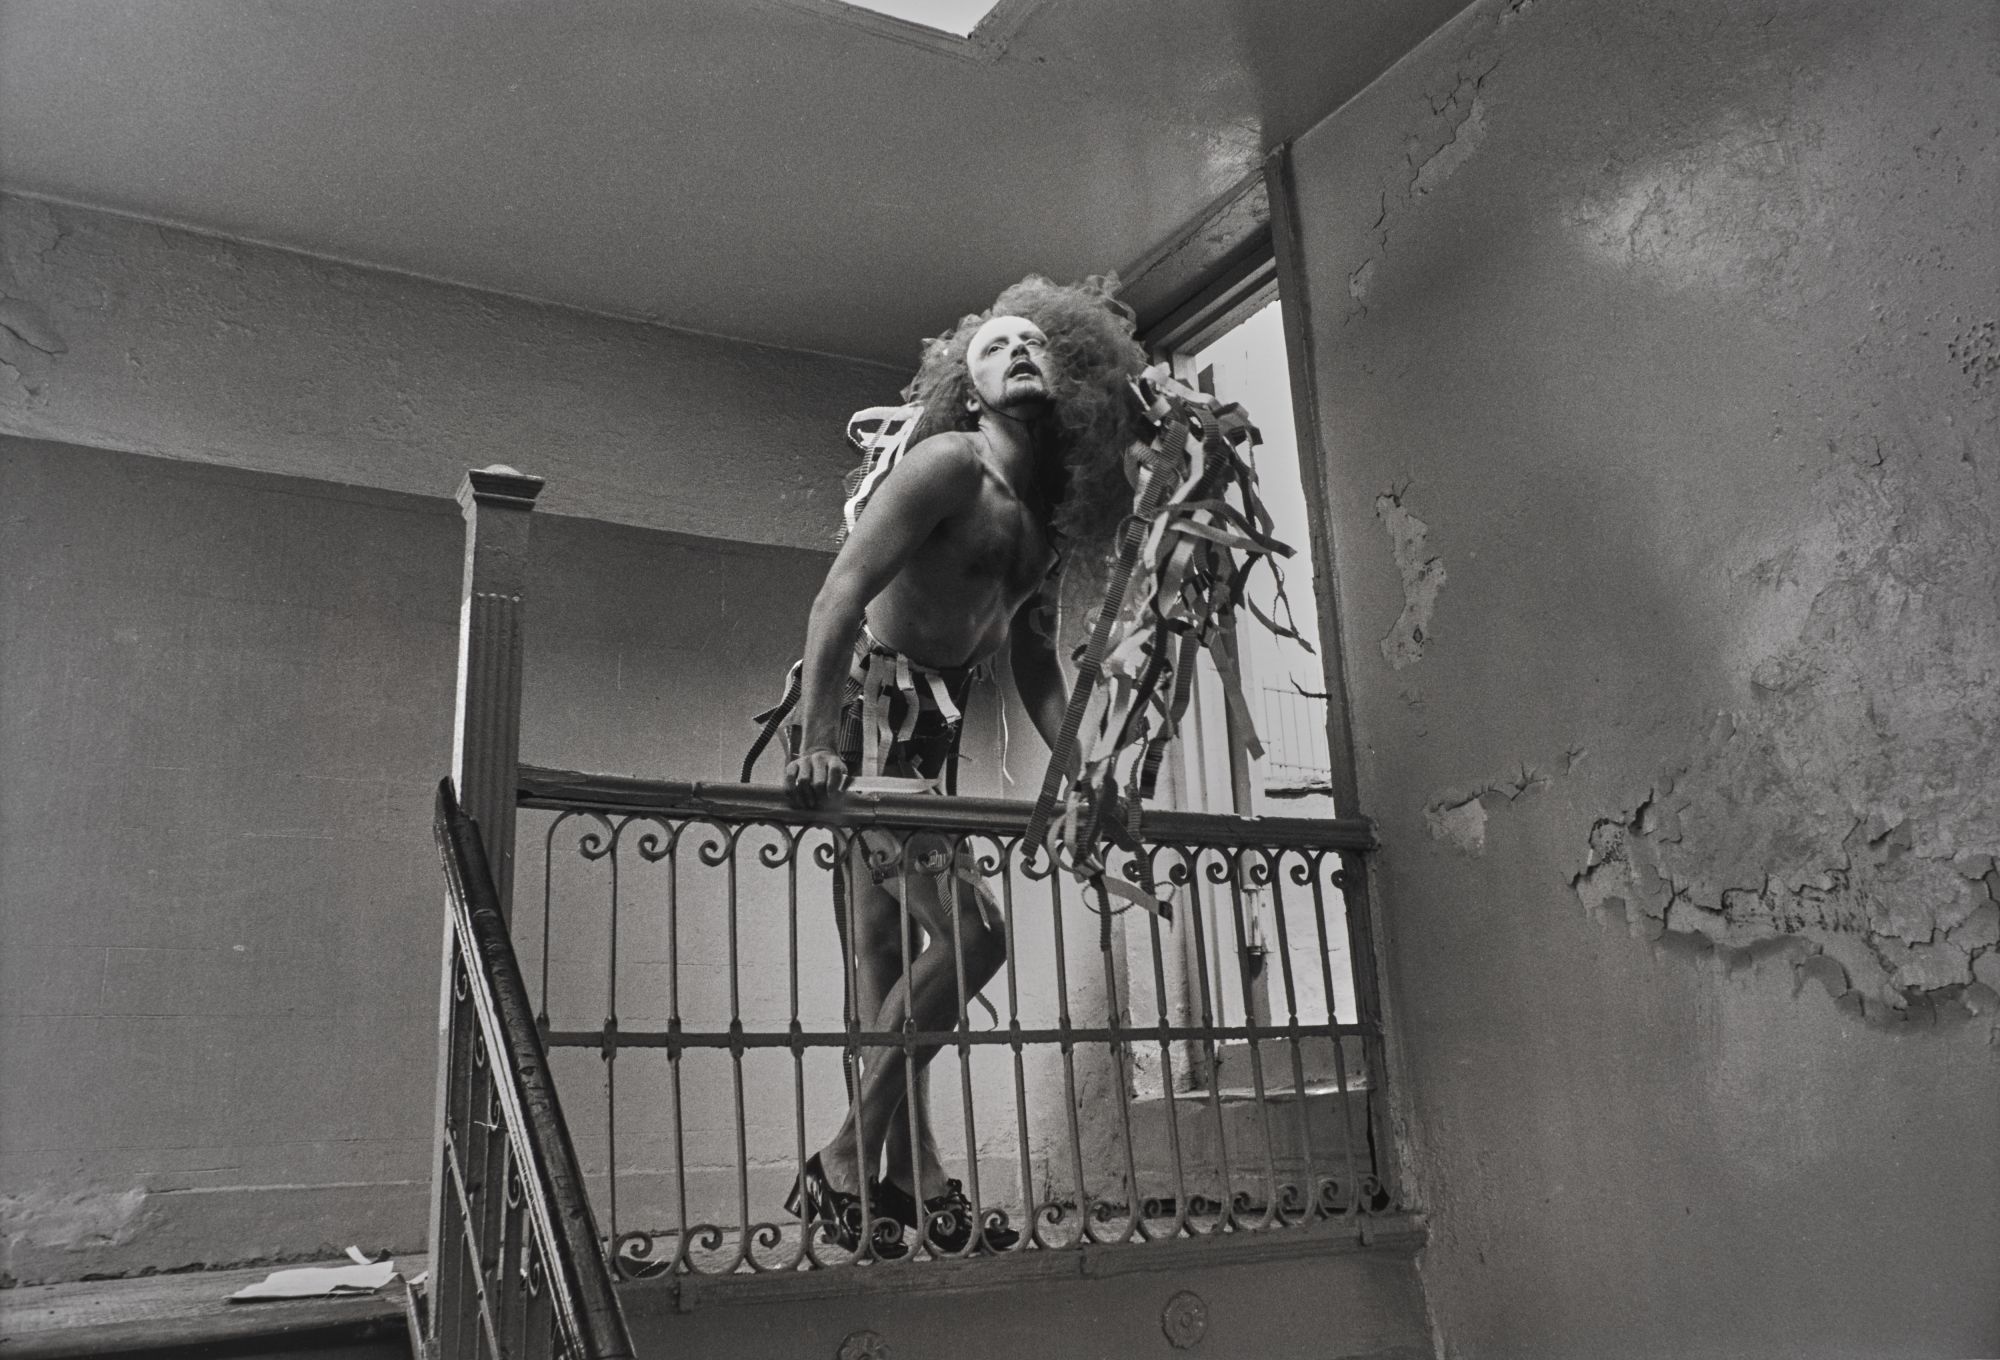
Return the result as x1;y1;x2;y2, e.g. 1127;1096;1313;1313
783;279;1145;1256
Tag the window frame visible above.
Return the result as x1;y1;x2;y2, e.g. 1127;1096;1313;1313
1136;153;1401;1206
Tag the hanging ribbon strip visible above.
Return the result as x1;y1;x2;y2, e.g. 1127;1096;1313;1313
838;404;926;546
1025;365;1309;921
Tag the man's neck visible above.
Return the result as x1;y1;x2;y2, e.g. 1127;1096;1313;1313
975;406;1045;501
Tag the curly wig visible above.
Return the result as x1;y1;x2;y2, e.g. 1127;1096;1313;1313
902;274;1149;550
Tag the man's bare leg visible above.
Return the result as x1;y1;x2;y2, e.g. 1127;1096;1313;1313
815;861;1004;1202
819;855;898;1198
883;1068;943;1199
878;896;946;1199
820;849;949;1200
882;866;1001;1198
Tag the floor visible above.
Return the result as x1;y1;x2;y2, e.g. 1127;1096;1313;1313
0;1254;422;1359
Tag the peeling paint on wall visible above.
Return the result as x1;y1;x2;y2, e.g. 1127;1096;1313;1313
0;296;66;354
1573;734;2000;1027
0;1187;149;1281
1425;762;1554;855
1564;418;2000;1028
1348;255;1377;308
1334;3;1533;327
1412;81;1493;197
1375;485;1446;668
1949;319;1998;389
1426;795;1488;854
1584;410;1992;1024
1567;421;2000;1028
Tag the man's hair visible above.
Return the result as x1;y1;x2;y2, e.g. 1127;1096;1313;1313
902;274;1148;550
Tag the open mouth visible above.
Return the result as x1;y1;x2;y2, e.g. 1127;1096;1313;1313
1007;359;1042;380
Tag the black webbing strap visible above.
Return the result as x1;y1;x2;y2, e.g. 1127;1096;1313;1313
1137;629;1203;800
1023;422;1187;851
740;661;803;784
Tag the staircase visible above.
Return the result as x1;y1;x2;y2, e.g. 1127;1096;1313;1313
0;1258;420;1360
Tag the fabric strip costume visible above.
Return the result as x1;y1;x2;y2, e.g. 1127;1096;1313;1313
746;368;1302;923
1025;364;1306;922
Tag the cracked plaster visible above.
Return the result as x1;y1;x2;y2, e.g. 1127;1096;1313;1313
1334;6;1523;327
0;1188;148;1283
1425;761;1556;856
1570;433;2000;1024
1374;485;1445;669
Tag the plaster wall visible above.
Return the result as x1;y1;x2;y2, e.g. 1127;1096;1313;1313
0;193;894;551
1284;0;2000;1355
0;198;1139;1278
0;438;838;1283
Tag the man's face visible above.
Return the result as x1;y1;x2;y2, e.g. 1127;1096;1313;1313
966;315;1052;417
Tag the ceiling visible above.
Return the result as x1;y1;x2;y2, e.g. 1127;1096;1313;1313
0;0;1467;367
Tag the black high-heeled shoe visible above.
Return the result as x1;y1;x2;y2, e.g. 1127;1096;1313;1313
873;1176;1020;1253
786;1154;907;1259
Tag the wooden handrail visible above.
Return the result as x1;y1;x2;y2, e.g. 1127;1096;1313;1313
516;763;1378;853
434;779;635;1360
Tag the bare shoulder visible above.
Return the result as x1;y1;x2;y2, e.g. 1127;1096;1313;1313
882;431;987;505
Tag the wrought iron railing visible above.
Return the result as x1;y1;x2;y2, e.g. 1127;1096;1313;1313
432;779;636;1359
513;766;1387;1279
428;462;1399;1331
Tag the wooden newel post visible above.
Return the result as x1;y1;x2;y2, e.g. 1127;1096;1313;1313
451;464;544;917
429;465;541;1338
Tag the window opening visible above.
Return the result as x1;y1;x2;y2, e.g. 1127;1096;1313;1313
783;0;1041;53
834;0;1001;36
1141;292;1359;1087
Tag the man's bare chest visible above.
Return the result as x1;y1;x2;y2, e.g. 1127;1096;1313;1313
930;484;1053;600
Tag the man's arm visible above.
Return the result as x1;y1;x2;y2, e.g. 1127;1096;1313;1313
1008;587;1070;755
787;436;985;807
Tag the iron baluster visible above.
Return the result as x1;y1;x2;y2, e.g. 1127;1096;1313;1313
1000;842;1047;1251
1263;848;1319;1224
1221;848;1283;1230
666;818;693;1275
1183;846;1240;1233
1094;869;1145;1244
786;824;812;1272
1305;852;1361;1221
895;832;925;1259
1043;855;1096;1246
602;817;623;1264
1140;844;1192;1238
718;823;754;1272
944;830;980;1258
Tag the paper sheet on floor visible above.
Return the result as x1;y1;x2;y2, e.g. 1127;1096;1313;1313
227;1247;397;1301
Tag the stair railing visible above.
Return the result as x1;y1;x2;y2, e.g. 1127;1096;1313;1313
426;465;633;1358
431;778;635;1359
